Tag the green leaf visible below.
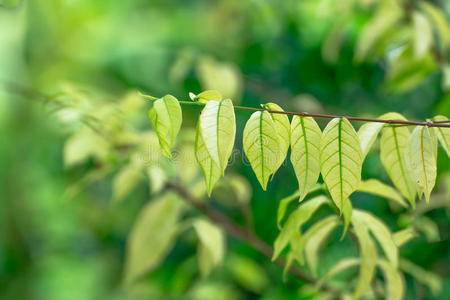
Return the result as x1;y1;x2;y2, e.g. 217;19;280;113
112;163;143;203
354;0;402;62
193;219;225;277
291;116;322;201
317;258;360;287
0;0;21;8
195;120;222;196
265;103;291;173
63;128;110;168
400;259;442;296
124;193;183;285
357;122;384;160
432;115;450;158
320;118;362;213
392;228;418;247
353;210;398;268
341;198;353;239
357;179;408;208
407;126;437;203
413;11;433;59
199;99;236;174
414;216;440;242
196;90;223;103
147;95;182;158
243;111;280;190
377;259;404;300
379;113;416;206
226;254;269;293
272;196;328;261
351;215;377;300
277;190;300;229
302;216;340;275
420;2;450;51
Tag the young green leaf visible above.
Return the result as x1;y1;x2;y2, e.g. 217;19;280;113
413;11;433;59
277;190;300;229
353;210;398;268
123;193;183;285
112;163;143;203
272;196;328;261
377;259;405;300
243;111;281;190
392;228;418;247
226;254;269;293
357;179;408;208
420;2;450;50
291;116;322;201
351;215;377;300
265;103;290;173
407;126;437;203
199;99;236;174
317;258;360;288
195;121;222;196
147;95;182;158
379;113;416;206
341;198;353;239
320;118;362;213
432;115;450;158
193;219;225;277
196;90;222;103
302;216;339;275
357;122;384;161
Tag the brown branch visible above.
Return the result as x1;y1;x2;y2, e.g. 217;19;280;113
146;97;450;129
165;181;340;296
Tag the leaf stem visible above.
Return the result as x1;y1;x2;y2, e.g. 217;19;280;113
142;95;450;128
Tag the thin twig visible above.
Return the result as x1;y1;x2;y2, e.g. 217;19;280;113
165;181;340;296
142;95;450;128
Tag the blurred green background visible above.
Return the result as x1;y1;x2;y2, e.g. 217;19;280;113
0;0;449;299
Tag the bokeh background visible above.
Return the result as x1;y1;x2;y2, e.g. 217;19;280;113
0;0;449;299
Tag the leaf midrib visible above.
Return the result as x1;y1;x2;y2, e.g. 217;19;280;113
300;117;309;196
338;119;343;209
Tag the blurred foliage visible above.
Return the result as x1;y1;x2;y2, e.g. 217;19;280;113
0;0;449;299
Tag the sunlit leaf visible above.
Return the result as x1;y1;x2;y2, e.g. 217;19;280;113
243;111;280;190
392;228;418;247
317;258;360;287
341;198;352;239
147;95;182;158
124;193;183;285
193;219;225;277
400;259;442;296
377;259;404;300
112;163;143;203
291;116;322;201
407;126;437;203
413;11;433;59
379;113;416;206
353;210;398;268
432;115;450;158
354;0;402;61
357;179;408;208
351;215;377;300
357;122;384;160
196;90;223;103
302;216;339;275
277;190;300;229
199;99;236;174
320;118;362;213
420;2;450;51
272;196;328;261
63;128;109;168
195;121;222;196
265;103;290;173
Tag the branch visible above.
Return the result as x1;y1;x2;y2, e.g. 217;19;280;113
141;94;450;128
165;181;340;296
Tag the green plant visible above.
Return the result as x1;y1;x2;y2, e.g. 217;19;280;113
133;90;449;299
